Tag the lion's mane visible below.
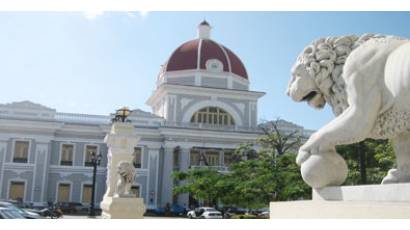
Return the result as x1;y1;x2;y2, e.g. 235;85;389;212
296;34;387;116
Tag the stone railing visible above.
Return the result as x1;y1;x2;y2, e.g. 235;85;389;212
190;165;230;172
55;112;111;124
161;121;262;133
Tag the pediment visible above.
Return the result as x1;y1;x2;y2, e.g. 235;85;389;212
0;100;56;119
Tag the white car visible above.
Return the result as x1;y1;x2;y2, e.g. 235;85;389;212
187;207;222;219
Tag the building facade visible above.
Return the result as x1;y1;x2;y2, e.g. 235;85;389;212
0;21;312;209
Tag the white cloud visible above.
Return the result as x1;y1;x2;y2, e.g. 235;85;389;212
139;11;149;18
83;11;148;20
84;10;104;20
126;11;149;19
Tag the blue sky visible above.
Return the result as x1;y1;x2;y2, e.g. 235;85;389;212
1;12;410;130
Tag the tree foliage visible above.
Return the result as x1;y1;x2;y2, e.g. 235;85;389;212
172;119;310;210
337;139;396;185
173;168;224;206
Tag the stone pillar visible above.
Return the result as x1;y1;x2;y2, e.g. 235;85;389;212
32;142;49;203
219;150;224;166
0;140;7;199
100;122;145;219
160;147;173;207
178;147;190;207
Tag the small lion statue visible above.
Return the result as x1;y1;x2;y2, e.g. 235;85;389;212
115;161;135;197
287;33;410;188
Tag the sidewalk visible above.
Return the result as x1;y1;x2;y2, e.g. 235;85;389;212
62;215;185;219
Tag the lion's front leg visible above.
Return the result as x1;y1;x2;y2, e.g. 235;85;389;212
297;81;382;166
297;88;381;188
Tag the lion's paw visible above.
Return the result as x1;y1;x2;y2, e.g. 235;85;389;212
381;168;410;184
296;149;311;165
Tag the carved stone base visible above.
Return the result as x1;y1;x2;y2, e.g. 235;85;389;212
270;183;410;218
100;196;145;219
313;183;410;201
269;200;410;218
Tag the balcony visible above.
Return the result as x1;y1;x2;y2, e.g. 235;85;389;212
162;121;262;133
60;161;73;166
190;165;229;173
55;112;111;124
12;157;28;163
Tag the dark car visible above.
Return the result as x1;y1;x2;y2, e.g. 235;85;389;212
0;201;41;219
144;207;165;216
171;204;187;216
57;202;87;214
0;207;26;219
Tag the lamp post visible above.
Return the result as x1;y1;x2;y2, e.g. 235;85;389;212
89;151;102;217
112;106;131;123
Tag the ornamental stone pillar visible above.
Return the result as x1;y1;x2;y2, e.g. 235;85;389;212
100;122;145;218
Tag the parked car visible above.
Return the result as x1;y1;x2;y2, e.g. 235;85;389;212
171;204;187;216
187;207;222;219
0;201;41;219
0;207;25;219
57;202;87;214
257;210;269;219
145;207;165;216
225;207;247;215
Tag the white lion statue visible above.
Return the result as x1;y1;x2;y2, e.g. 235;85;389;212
115;161;135;197
287;33;410;188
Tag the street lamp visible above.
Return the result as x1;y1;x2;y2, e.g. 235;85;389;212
112;106;131;123
89;151;103;217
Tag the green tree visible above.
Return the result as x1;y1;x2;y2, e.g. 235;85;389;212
222;159;277;209
258;120;301;168
172;118;311;210
172;167;225;206
337;139;396;185
274;153;311;201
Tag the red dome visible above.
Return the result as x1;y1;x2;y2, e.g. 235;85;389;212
164;39;248;80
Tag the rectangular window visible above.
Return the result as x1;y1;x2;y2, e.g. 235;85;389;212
13;141;29;163
190;150;200;166
60;144;74;166
130;185;140;198
84;145;98;167
57;183;71;202
133;147;142;168
224;151;233;166
173;151;179;169
82;184;93;204
9;181;25;201
205;152;219;166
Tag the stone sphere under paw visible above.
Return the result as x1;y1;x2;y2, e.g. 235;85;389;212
300;150;348;188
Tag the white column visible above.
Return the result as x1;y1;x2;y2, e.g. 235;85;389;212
103;123;140;197
100;122;145;218
219;150;224;166
0;141;7;199
146;147;160;209
32;142;49;203
178;147;191;207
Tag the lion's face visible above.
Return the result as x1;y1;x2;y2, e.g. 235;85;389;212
117;161;133;177
287;63;326;109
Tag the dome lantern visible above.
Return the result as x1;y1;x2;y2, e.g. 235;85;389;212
198;20;211;39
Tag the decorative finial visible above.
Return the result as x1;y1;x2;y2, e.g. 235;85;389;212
198;20;211;39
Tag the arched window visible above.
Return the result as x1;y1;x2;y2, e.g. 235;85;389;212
190;107;235;126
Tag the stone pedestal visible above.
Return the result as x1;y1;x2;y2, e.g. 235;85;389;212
270;183;410;218
100;122;146;219
101;197;145;219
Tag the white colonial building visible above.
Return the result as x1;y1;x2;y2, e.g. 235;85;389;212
0;21;312;210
